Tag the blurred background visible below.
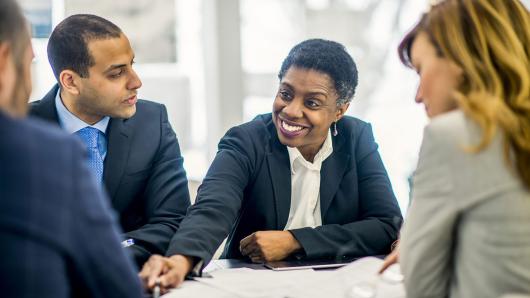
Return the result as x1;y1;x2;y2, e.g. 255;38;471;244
19;0;530;214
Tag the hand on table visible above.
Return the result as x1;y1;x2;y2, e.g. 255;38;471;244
379;243;399;274
240;230;301;263
139;254;193;293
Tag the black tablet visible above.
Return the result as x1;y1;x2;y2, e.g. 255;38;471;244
264;257;359;271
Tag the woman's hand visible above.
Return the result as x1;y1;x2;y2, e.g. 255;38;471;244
379;241;399;274
240;231;301;263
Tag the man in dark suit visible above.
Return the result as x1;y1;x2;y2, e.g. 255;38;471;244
0;1;142;297
30;14;191;267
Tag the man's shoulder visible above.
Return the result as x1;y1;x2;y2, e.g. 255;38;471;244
28;99;42;109
0;115;84;194
4;115;77;153
29;85;59;111
28;98;47;112
116;99;167;132
133;99;165;117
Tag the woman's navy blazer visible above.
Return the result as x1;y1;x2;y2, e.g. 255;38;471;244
167;113;402;269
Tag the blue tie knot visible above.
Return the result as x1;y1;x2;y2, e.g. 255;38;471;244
76;127;100;149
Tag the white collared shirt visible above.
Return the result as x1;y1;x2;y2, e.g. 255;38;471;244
284;131;333;230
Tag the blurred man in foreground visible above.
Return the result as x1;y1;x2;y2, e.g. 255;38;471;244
0;1;143;297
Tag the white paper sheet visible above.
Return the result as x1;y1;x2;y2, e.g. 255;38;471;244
162;257;405;298
195;268;330;298
290;257;406;298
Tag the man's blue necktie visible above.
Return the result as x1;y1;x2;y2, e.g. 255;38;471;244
75;127;104;183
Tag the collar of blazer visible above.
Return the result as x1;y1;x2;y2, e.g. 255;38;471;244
31;84;133;200
263;115;351;228
31;84;61;124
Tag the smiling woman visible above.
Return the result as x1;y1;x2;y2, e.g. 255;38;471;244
139;38;403;291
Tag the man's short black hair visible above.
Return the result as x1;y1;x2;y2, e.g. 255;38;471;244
47;14;122;80
278;39;358;105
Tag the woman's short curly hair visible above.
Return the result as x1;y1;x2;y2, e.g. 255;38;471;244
278;39;358;106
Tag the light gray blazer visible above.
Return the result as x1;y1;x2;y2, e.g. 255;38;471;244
400;110;530;298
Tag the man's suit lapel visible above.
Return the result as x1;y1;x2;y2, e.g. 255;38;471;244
103;118;132;201
320;132;350;218
265;122;292;230
31;85;61;125
33;85;132;202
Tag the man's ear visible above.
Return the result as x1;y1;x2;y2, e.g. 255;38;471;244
59;70;81;96
0;43;15;106
335;102;350;121
0;43;12;91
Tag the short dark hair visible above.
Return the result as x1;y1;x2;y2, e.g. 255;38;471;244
278;39;358;105
0;0;29;70
47;14;122;80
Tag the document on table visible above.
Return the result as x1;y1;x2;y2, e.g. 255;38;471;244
195;267;330;298
290;257;406;298
185;257;405;298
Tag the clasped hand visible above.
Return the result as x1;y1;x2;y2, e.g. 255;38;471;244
239;230;301;263
138;254;192;292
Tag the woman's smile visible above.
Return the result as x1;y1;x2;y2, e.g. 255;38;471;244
277;116;310;138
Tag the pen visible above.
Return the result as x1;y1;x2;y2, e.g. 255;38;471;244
153;279;160;298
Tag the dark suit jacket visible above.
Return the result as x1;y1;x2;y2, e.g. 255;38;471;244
29;85;191;266
0;112;142;298
167;113;402;270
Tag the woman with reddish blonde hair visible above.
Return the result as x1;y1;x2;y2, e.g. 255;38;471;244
395;0;530;297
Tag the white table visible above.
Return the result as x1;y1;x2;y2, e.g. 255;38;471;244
161;257;405;298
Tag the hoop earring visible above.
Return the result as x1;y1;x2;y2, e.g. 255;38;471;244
333;121;338;136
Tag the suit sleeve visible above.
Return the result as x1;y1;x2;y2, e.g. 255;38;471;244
71;140;143;298
165;126;255;269
400;123;457;298
124;104;191;266
290;123;403;258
